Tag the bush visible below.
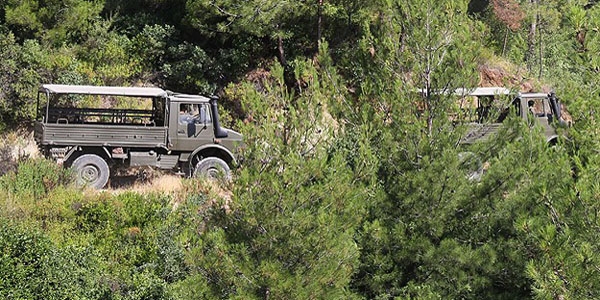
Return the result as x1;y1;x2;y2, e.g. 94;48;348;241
0;219;111;299
0;140;16;176
0;158;72;198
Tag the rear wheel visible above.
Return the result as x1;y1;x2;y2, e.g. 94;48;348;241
72;154;110;189
194;157;230;180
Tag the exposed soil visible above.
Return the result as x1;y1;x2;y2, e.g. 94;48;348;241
478;64;535;92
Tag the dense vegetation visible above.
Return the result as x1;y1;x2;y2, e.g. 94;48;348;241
2;0;600;298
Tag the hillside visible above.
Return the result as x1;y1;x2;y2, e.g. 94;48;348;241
2;0;600;299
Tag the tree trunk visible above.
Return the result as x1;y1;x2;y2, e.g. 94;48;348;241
278;34;287;67
502;28;509;57
526;0;537;72
425;71;433;137
538;27;543;79
317;0;323;50
276;26;296;91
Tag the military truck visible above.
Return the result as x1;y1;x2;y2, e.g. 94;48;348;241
421;87;565;180
432;87;564;144
33;84;243;189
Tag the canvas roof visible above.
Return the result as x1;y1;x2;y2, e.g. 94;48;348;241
418;87;514;97
40;84;168;97
167;92;212;103
453;87;513;96
520;93;550;99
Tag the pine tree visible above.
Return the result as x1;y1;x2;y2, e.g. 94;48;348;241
177;49;375;299
345;0;564;298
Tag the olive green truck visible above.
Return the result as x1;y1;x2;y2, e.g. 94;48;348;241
34;84;243;189
421;87;564;142
440;87;566;180
453;87;565;145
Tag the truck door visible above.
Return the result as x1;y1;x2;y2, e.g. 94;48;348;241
174;103;214;151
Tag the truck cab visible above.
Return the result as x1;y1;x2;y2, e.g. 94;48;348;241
165;92;243;179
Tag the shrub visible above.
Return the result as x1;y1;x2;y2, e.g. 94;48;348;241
0;158;72;198
0;140;16;176
0;219;110;299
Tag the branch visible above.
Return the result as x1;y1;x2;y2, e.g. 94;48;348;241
209;1;240;18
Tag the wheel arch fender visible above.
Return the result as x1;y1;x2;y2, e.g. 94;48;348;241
547;135;559;146
65;146;114;167
190;144;236;167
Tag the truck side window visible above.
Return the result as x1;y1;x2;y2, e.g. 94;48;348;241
179;104;194;124
527;100;536;115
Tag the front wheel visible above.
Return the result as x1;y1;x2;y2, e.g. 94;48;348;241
458;151;483;181
72;154;110;189
194;157;231;180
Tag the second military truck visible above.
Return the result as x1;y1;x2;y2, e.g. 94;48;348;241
454;87;564;145
34;84;243;189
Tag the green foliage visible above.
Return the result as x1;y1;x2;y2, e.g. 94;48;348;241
174;58;372;299
4;0;42;39
0;29;123;124
3;0;600;298
0;32;42;124
129;24;215;93
353;111;566;298
0;181;200;299
0;158;72;199
0;219;112;299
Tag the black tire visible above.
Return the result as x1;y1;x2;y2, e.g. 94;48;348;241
72;154;110;189
194;157;230;180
